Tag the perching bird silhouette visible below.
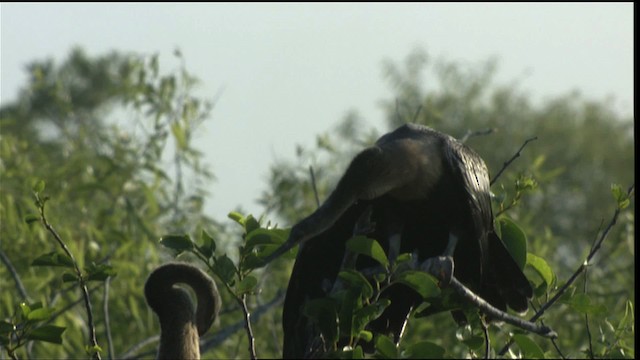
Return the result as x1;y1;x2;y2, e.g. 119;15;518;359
265;123;532;358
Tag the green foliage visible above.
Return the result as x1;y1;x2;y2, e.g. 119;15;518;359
1;46;634;359
262;48;634;358
346;236;390;269
157;211;290;358
0;302;66;359
1;47;220;358
497;217;528;270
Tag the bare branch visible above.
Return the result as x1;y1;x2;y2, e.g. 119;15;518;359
0;248;30;301
309;165;320;208
103;277;115;360
490;136;538;186
354;255;557;339
411;105;423;123
481;318;490;359
422;260;557;339
460;128;496;143
35;194;101;360
498;183;635;355
202;291;284;353
238;294;257;360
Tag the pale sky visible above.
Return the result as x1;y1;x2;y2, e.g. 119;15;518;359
1;3;634;222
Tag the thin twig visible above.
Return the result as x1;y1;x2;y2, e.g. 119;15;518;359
36;194;101;360
460;128;496;143
583;266;595;359
354;256;557;338
498;184;635;355
238;294;257;360
481;317;490;359
411;105;423;123
46;284;103;324
446;276;557;338
201;291;284;353
490;136;538;186
103;277;115;360
309;165;320;208
549;330;566;360
0;247;31;301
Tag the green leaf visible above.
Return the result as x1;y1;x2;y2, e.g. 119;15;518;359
25;325;66;344
32;179;46;193
513;334;545;359
228;211;245;226
611;184;630;209
526;253;555;290
498;217;527;270
62;272;79;283
32;252;74;268
19;303;31;317
346;236;389;268
338;270;374;299
351;345;365;359
242;253;267;270
24;214;41;225
213;254;237;285
396;271;440;298
0;321;15;336
395;252;413;265
171;121;187;150
337;288;358;338
198;230;216;258
26;308;53;321
85;344;103;357
256;243;297;262
402;341;446;359
85;264;117;282
159;234;193;253
357;330;373;343
515;175;538;192
353;299;390;335
375;334;398;359
244;215;260;234
461;335;485;351
616;301;634;337
245;228;289;249
236;275;258;295
565;293;607;315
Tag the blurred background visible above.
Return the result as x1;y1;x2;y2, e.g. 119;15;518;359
1;3;633;219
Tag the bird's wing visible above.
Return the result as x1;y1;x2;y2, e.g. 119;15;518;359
442;136;494;269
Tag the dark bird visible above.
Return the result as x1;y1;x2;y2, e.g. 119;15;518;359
267;123;533;358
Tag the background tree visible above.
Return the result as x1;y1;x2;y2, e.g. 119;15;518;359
0;48;238;359
1;47;634;359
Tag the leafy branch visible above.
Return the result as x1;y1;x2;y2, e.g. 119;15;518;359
158;212;289;360
28;182;102;360
490;136;538;186
498;183;635;356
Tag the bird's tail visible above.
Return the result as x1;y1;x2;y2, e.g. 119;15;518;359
486;232;533;313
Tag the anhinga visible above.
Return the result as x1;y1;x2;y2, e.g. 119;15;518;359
265;123;533;358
